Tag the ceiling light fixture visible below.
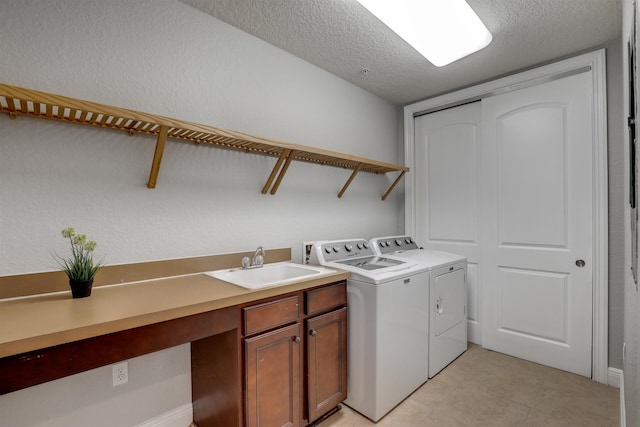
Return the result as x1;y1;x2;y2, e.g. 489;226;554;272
356;0;492;67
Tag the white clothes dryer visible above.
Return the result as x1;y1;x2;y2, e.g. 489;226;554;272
310;239;430;422
371;235;467;378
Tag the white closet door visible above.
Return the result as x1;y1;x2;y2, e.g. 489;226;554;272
481;72;593;376
414;102;482;344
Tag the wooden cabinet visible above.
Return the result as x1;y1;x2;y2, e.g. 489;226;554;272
245;323;302;427
239;281;347;427
243;295;301;336
189;280;347;427
306;307;347;423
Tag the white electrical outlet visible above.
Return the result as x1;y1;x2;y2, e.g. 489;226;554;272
112;361;128;386
302;241;315;264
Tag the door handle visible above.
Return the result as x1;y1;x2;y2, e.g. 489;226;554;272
576;259;586;267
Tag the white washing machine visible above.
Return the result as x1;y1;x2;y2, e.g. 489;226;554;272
310;239;430;422
371;235;467;378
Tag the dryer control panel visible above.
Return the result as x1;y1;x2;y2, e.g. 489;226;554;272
371;235;420;254
310;239;375;263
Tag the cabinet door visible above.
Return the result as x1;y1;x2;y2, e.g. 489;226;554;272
306;307;348;423
245;323;302;427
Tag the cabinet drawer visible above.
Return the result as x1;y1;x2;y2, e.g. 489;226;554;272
243;296;300;336
305;282;347;316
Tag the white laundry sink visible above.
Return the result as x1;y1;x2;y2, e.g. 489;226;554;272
204;262;335;290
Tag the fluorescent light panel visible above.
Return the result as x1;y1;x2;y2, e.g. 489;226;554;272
357;0;492;67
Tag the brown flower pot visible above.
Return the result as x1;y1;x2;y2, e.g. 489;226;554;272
69;279;93;298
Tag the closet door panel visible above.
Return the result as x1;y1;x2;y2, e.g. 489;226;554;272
481;72;593;377
414;101;482;344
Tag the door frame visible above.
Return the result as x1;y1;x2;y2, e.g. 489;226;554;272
403;49;608;383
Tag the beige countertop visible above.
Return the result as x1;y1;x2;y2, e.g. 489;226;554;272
0;269;349;359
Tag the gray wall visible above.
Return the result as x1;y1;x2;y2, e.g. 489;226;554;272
0;1;402;425
623;0;640;425
608;38;625;371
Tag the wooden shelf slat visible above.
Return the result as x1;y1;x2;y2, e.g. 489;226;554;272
0;83;408;199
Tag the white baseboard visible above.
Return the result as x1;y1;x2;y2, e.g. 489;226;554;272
134;403;192;427
467;320;482;345
620;370;626;427
608;367;622;388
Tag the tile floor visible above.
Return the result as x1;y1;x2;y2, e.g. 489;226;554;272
321;344;620;427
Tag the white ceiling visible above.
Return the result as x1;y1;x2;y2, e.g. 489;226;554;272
181;0;622;105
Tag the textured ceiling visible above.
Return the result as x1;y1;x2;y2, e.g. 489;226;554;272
181;0;622;105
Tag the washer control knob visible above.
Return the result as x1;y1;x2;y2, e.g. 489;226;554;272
385;241;391;247
363;242;369;249
357;243;363;250
332;246;340;253
395;239;402;246
345;244;353;252
324;247;332;254
405;238;411;244
409;238;415;243
379;241;385;247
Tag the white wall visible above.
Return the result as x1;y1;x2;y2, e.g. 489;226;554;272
0;1;402;425
1;346;192;427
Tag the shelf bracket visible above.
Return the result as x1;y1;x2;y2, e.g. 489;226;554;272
381;170;406;201
262;150;291;194
338;163;363;198
269;150;295;195
147;125;169;189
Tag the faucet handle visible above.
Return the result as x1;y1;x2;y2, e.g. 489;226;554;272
254;255;264;266
241;256;251;269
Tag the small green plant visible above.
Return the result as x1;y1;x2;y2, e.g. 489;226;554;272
54;227;103;282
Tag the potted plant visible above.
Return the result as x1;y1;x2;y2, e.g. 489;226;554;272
54;227;104;298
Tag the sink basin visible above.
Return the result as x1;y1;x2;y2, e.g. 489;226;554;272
204;262;336;290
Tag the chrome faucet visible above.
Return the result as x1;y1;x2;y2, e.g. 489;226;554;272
242;246;265;269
